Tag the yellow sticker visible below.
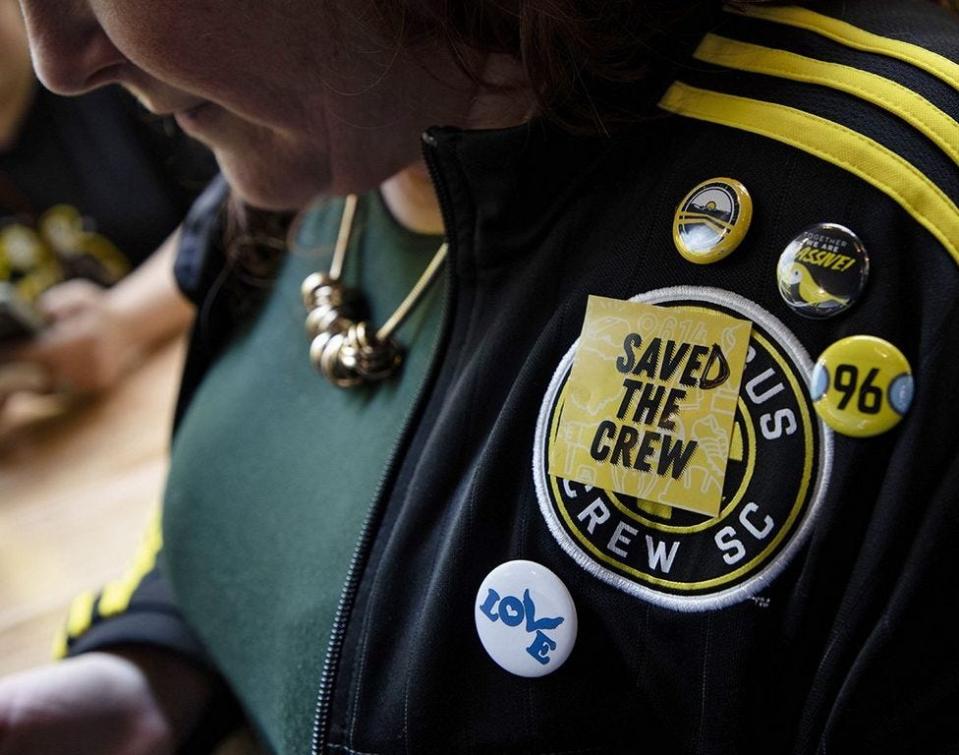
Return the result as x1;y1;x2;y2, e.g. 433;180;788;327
548;296;753;517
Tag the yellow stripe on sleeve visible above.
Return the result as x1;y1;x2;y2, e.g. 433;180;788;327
51;624;69;660
52;596;90;658
52;509;163;656
694;34;959;167
98;507;164;617
658;82;959;266
64;590;96;639
727;5;959;92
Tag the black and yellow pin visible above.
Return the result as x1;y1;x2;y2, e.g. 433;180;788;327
673;177;753;264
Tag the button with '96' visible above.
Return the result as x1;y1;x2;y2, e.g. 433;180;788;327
811;335;913;437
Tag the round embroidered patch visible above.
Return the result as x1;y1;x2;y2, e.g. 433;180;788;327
533;287;833;611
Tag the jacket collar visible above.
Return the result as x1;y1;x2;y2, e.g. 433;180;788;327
422;120;619;275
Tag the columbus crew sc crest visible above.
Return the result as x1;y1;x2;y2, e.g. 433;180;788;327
533;287;833;611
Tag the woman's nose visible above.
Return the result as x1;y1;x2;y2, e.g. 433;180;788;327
17;1;127;95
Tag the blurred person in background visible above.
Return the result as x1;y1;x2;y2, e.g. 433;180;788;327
0;0;214;405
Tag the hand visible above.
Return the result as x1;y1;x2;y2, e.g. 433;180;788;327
0;362;51;413
0;231;193;409
0;650;214;755
0;279;141;398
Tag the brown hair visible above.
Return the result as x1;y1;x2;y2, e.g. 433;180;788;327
378;0;728;133
373;0;957;133
220;197;291;316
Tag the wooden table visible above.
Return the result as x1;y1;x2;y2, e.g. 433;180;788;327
0;338;185;676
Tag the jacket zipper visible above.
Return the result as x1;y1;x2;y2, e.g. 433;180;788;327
310;130;460;755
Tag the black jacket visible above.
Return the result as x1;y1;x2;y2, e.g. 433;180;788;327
65;2;959;753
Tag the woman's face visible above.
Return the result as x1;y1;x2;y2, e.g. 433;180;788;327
17;0;480;209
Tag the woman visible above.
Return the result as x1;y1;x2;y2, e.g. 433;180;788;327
2;0;958;753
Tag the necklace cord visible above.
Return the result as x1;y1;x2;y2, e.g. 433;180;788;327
376;242;447;342
330;193;358;281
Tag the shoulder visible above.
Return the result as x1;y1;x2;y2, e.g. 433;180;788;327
657;0;959;274
174;174;230;305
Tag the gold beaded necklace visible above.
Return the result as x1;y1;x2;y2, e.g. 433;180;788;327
294;194;448;388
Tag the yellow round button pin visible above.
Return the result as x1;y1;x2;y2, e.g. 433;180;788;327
673;178;753;264
810;336;914;438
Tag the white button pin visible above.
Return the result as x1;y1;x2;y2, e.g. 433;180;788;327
474;560;577;678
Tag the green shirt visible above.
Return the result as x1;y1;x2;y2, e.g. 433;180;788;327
163;192;445;753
